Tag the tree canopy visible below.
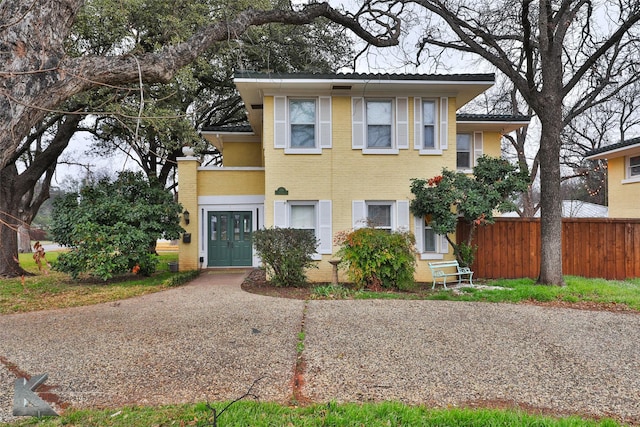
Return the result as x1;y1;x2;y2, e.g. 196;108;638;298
410;156;531;266
400;0;640;285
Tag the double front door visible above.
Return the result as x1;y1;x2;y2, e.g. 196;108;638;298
207;211;253;266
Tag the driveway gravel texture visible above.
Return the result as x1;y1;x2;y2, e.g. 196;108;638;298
1;270;639;425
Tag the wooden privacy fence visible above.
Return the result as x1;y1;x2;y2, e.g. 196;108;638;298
456;218;640;280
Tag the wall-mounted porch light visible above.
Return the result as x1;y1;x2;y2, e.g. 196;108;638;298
183;210;190;225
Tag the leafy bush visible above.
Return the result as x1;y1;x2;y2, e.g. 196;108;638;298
253;227;319;287
336;228;416;291
51;171;183;280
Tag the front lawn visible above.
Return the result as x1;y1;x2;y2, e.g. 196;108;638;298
0;252;197;315
2;401;624;427
301;275;640;312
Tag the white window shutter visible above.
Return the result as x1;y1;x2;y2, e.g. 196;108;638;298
396;97;409;149
413;97;422;150
414;216;424;253
396;200;410;231
352;200;366;229
439;97;448;150
319;96;332;149
274;96;287;149
439;234;449;254
473;131;484;166
273;200;287;228
318;200;332;254
352;97;365;149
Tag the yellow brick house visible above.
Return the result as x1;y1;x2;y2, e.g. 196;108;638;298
178;72;529;282
586;136;640;218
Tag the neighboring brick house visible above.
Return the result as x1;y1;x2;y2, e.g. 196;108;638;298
177;72;529;282
586;136;640;218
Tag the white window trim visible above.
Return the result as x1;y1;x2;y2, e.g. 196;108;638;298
456;131;484;173
352;200;410;231
623;155;640;183
353;97;409;155
273;200;332;259
363;98;397;154
365;201;394;230
415;97;447;155
274;96;331;154
456;132;473;172
414;216;449;260
286;98;320;154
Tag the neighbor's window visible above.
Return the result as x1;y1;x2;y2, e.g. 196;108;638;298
367;202;392;231
457;133;472;169
629;155;640;178
423;100;436;149
366;100;393;148
290;99;316;148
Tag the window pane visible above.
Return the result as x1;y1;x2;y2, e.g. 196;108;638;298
291;205;315;229
210;215;217;241
291;124;315;147
366;100;392;148
424;125;435;148
457;133;471;150
631;156;640;176
457;134;472;169
423;100;435;124
290;100;315;123
457;152;471;169
368;125;392;147
368;204;391;228
290;100;316;148
220;214;228;241
367;101;392;124
234;214;241;241
424;226;437;252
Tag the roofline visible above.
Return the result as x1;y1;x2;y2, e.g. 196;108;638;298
234;71;495;85
456;115;531;124
585;137;640;160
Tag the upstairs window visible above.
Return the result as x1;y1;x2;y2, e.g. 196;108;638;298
456;132;483;172
274;96;331;153
366;100;393;149
352;98;408;153
290;99;316;148
456;133;472;169
422;100;436;149
414;97;448;154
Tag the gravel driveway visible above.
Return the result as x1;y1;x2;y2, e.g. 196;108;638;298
1;270;639;424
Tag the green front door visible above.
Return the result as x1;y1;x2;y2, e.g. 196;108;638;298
207;211;253;266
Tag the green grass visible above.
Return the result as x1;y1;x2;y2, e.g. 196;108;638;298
0;252;197;314
311;276;640;311
1;401;625;427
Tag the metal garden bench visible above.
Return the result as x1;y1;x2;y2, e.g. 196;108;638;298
428;260;474;289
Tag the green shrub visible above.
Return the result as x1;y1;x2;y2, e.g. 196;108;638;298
336;228;416;291
50;171;183;280
253;227;318;287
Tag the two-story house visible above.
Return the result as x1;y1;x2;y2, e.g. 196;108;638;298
586;137;640;218
177;72;529;282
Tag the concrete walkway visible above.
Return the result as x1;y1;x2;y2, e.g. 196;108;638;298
1;270;639;424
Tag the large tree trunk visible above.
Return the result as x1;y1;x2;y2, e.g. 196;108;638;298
0;200;29;278
537;115;565;286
